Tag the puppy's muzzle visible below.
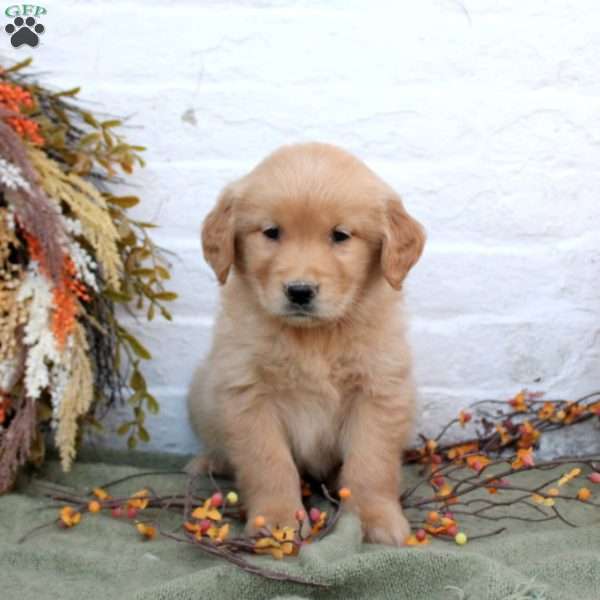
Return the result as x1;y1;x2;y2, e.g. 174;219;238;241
284;281;319;308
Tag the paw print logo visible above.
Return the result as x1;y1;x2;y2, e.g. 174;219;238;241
5;16;45;48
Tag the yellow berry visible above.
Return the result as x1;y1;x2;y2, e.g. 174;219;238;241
338;487;352;500
226;491;239;505
455;532;467;545
254;515;266;528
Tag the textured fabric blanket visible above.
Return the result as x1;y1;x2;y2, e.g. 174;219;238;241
1;449;599;600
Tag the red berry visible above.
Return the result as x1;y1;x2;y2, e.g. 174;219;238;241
443;511;454;520
446;525;459;536
432;476;445;487
309;507;321;522
295;509;306;521
210;492;223;507
127;507;138;519
199;519;212;533
589;472;600;484
415;529;427;542
111;506;124;518
431;454;442;464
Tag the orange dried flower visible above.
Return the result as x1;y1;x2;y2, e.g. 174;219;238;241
51;284;77;349
192;498;222;521
509;391;528;412
496;425;512;446
6;115;43;145
0;82;44;145
447;442;479;462
59;506;81;527
405;532;430;546
466;455;491;472
436;483;453;498
206;523;230;543
254;528;297;558
127;489;150;510
512;447;534;470
517;421;540;449
92;487;111;501
564;402;585;424
0;82;34;111
136;522;157;540
310;510;328;536
588;402;600;417
538;402;555;421
458;410;472;426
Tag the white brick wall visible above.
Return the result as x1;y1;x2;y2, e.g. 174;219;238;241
6;1;600;453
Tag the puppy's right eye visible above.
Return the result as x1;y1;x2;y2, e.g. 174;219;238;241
262;226;280;240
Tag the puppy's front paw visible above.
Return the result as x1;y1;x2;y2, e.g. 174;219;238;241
361;500;410;547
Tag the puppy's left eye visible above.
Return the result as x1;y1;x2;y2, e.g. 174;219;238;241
263;226;280;240
331;228;351;243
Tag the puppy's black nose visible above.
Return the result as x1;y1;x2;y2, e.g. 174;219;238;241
285;282;318;306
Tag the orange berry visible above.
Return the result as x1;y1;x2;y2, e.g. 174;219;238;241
88;500;101;513
427;511;440;523
578;487;592;502
338;487;352;500
253;515;266;528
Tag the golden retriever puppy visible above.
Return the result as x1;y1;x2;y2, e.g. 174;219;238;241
187;142;425;546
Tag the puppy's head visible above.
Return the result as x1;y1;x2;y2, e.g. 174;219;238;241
202;143;425;326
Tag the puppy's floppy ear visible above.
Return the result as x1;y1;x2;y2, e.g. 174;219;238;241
381;195;426;290
201;185;236;285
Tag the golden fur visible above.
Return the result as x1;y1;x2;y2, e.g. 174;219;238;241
187;142;425;545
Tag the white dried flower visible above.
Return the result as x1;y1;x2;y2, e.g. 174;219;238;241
0;156;31;192
17;262;62;400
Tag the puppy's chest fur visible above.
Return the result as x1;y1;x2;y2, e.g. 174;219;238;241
258;335;370;478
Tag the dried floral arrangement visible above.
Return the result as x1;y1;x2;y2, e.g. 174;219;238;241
0;59;177;493
21;390;600;587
